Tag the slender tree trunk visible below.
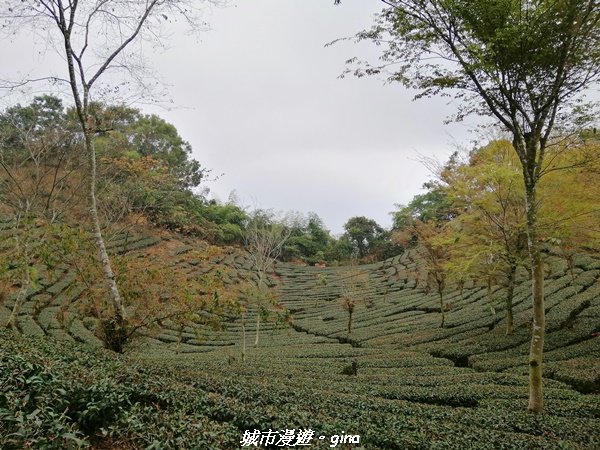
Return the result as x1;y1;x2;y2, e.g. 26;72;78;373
241;313;246;362
347;309;353;334
439;290;445;328
61;23;126;332
505;263;517;336
525;183;545;413
84;131;127;323
254;276;265;347
254;313;260;347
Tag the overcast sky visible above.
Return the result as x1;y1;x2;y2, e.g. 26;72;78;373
2;0;482;234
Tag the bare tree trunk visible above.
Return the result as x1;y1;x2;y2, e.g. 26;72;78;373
439;290;445;328
347;310;353;334
61;17;127;332
84;131;127;323
254;312;260;347
505;263;517;335
241;313;246;363
525;184;544;413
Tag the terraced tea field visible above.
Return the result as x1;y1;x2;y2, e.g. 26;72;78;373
275;248;600;394
1;227;599;449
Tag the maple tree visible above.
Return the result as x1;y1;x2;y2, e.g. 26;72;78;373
395;220;450;328
445;141;529;335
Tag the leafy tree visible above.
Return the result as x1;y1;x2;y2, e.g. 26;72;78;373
2;96;245;250
91;105;207;191
343;216;386;260
201;201;248;245
392;182;454;231
97;154;181;232
340;296;357;334
282;212;332;264
338;0;600;412
395;219;451;328
69;238;234;352
446;140;529;335
0;96;67;158
323;235;355;264
538;138;600;282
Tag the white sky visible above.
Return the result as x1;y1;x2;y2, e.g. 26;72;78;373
1;0;481;234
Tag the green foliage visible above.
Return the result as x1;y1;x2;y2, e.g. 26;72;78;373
393;182;454;231
91;103;205;191
342;0;600;131
334;216;403;263
0;330;240;449
0;340;87;449
281;212;332;264
0;97;249;246
343;216;385;259
202;201;248;244
2;90;600;444
340;360;358;376
323;235;354;264
0;95;71;160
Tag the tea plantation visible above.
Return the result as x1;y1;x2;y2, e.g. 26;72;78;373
1;228;599;449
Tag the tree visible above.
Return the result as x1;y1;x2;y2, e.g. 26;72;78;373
62;233;235;352
538;138;600;282
392;181;454;231
107;247;232;352
343;216;386;260
1;0;224;341
201;201;248;245
338;0;600;413
339;268;370;334
445;140;529;335
244;210;291;348
281;212;332;264
324;235;355;264
395;219;450;328
91;104;208;191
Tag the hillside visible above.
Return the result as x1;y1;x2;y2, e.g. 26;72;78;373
1;225;599;449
